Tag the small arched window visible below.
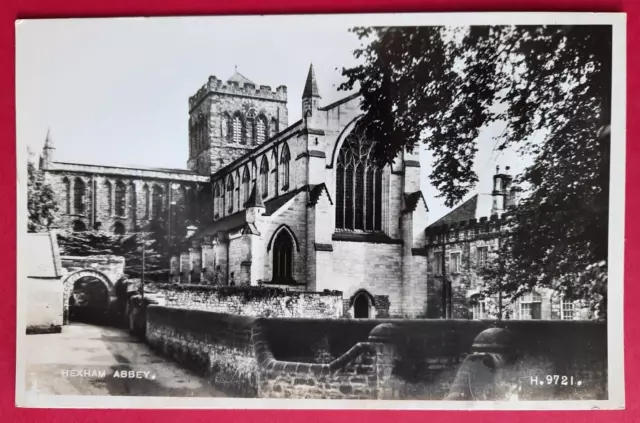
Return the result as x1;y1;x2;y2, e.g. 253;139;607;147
113;221;126;235
353;292;371;318
73;178;86;214
272;230;294;282
143;184;150;219
221;113;230;141
280;143;291;191
335;128;383;232
115;181;126;217
255;116;268;145
62;177;71;214
232;114;243;144
152;185;163;220
242;166;250;204
270;117;278;137
227;176;235;213
260;156;269;198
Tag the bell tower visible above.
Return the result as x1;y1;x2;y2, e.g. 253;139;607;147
187;69;289;175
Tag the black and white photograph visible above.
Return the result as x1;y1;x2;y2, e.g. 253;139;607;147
15;12;625;409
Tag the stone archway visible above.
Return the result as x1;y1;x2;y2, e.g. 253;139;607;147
349;289;376;319
61;269;114;324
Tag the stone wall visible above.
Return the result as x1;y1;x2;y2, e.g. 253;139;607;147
143;306;607;400
145;306;258;397
150;284;343;318
60;255;125;284
25;276;64;334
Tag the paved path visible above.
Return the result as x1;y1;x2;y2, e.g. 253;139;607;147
24;323;227;397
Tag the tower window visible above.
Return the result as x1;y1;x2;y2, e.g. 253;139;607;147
214;182;221;218
73;178;86;215
335;129;382;231
280;143;291;191
256;117;267;145
272;230;294;282
232;114;243;144
115;181;126;217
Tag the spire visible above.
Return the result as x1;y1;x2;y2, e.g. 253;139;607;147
302;63;321;99
245;182;264;208
44;128;54;149
40;128;55;170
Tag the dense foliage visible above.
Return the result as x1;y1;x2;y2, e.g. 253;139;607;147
340;25;611;318
27;160;59;232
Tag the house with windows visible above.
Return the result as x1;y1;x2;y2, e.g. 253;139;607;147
424;169;592;321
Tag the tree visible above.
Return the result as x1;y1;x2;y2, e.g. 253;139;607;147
27;159;59;232
56;229;165;280
340;25;611;318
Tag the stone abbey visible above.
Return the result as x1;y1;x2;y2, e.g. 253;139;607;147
38;65;590;320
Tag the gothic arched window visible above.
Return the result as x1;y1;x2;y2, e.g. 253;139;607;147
115;181;126;217
260;156;269;198
280;143;291;191
255;116;268;145
214;182;221;218
227;176;235;213
73;178;86;214
272;230;293;282
335;129;383;231
242;166;250;204
143;184;150;219
152;185;163;220
63;177;71;214
232;113;244;144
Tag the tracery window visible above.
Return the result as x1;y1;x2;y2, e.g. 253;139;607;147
115;181;126;217
260;157;269;198
335;130;382;231
280;143;291;191
74;178;86;214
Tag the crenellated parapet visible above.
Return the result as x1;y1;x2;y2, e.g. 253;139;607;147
189;76;288;112
424;212;516;246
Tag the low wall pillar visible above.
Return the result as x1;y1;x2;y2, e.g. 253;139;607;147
368;323;402;400
445;327;517;401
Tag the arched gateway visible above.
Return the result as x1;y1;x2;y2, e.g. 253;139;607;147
61;269;115;324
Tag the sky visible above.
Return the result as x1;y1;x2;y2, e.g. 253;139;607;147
16;16;530;223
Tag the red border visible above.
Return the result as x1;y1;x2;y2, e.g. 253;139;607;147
1;0;637;422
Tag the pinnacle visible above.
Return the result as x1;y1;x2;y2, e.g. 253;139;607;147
302;63;321;99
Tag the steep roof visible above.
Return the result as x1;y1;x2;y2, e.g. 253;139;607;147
428;193;499;228
302;63;321;98
227;69;256;87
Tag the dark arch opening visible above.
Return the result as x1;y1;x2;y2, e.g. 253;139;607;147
272;230;293;283
69;276;111;324
353;292;371;318
113;221;126;235
72;220;87;232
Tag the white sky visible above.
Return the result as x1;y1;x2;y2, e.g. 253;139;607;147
16;16;531;222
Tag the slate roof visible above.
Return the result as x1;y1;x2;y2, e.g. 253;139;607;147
428;193;499;228
227;70;256;87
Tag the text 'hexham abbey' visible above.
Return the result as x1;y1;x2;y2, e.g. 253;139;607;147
39;65;592;320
